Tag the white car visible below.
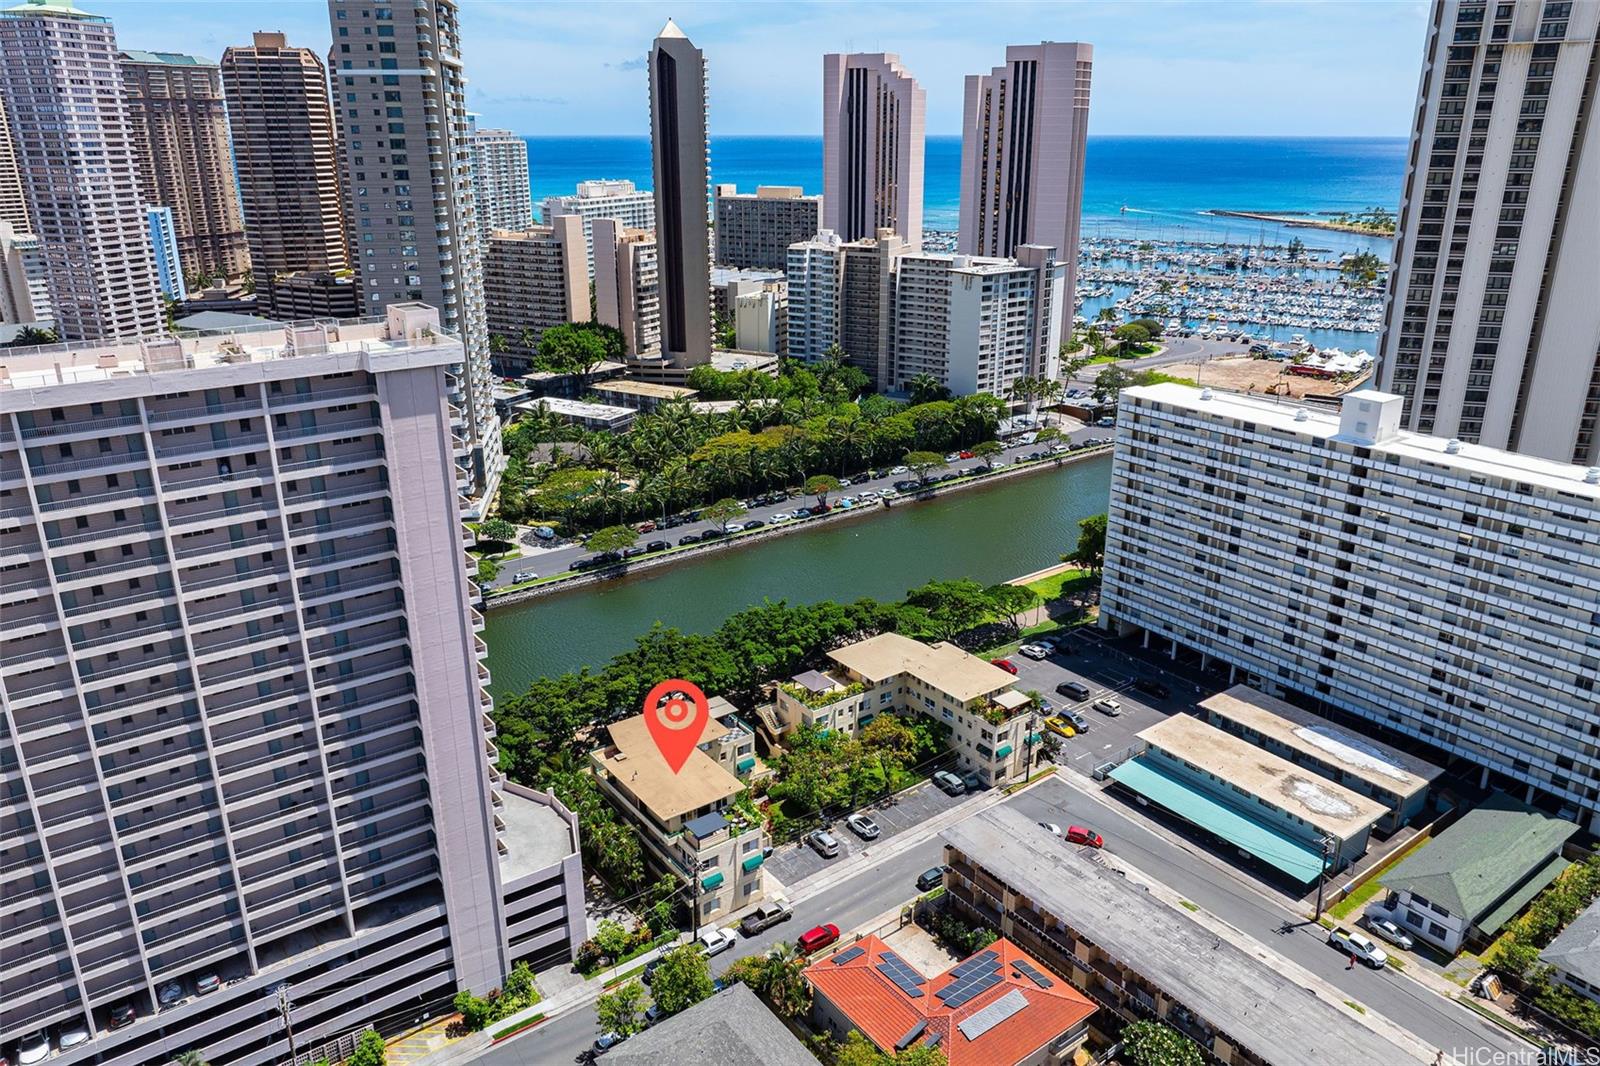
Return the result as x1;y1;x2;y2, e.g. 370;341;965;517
944;453;960;463
697;927;739;957
770;513;791;524
1092;698;1122;716
59;1021;90;1050
1328;927;1389;968
1363;911;1415;951
838;479;852;487
17;1032;50;1066
891;465;909;475
724;523;745;534
1018;643;1050;660
1037;821;1063;838
858;490;879;499
846;813;880;839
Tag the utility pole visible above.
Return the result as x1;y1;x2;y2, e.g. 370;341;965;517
1314;835;1336;920
275;984;299;1066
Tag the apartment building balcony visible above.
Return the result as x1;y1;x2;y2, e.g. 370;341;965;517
150;430;269;464
0;906;62;949
77;646;187;691
293;531;398;577
250;891;344;946
1;959;76;1000
313;653;412;701
337;789;431;845
305;618;408;662
273;415;382;446
281;481;386;516
25;445;151;485
105;762;210;810
63;583;177;623
146;395;265;426
142;920;247;969
287;507;394;548
34;480;157;520
346;859;438;907
159;460;274;496
165;494;279;532
85;679;196;721
298;571;402;610
279;445;387;477
331;755;428;803
18;410;144;443
268;383;377;412
137;872;240;928
116;797;214;848
98;741;208;788
189;619;299;663
2;670;75;710
53;549;169;590
45;516;163;553
20;727;94;776
171;527;285;565
181;557;290;595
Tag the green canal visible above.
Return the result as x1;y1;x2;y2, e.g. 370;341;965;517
483;453;1114;695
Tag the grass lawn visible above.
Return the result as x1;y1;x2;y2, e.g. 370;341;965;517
1023;569;1095;602
1329;836;1432;920
489;1014;545;1041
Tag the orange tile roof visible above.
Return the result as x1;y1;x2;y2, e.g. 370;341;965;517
804;935;1096;1066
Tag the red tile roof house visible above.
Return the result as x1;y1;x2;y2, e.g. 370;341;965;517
804;934;1096;1065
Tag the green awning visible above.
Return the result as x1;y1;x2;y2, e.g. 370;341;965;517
1477;855;1571;935
741;853;764;872
995;744;1014;758
736;755;756;772
701;871;725;890
1026;733;1043;745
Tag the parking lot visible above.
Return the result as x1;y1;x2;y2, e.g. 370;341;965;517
763;776;970;887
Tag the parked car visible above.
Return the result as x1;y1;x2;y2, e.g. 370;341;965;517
891;465;909;475
797;923;841;954
157;980;184;1007
16;1033;48;1066
807;828;841;858
697;928;739;957
643;1003;667;1027
945;453;960;463
958;450;974;459
1328;927;1389;968
642;957;663;985
634;520;656;533
990;658;1019;675
1018;643;1051;661
1133;677;1171;699
1038;821;1063;837
916;866;946;892
1363;912;1415;951
1055;680;1091;701
57;1022;89;1051
1062;709;1090;733
646;540;670;553
700;528;725;540
740;899;793;936
845;813;880;840
932;770;966;796
195;973;221;996
771;513;791;524
961;770;984;792
1044;715;1076;739
1067;825;1104;848
621;546;646;558
744;519;765;530
1095;416;1116;427
724;523;746;534
108;1003;136;1030
1092;698;1122;717
678;533;702;545
593;1032;626;1055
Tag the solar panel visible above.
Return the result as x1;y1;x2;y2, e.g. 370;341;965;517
923;1031;943;1049
946;949;999;980
941;970;1005;1008
894;1021;927;1051
1012;960;1055;989
876;952;927;998
831;946;865;966
958;988;1029;1041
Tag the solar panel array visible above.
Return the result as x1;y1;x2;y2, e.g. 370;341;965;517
957;988;1030;1041
935;952;1004;1008
893;1020;927;1051
1012;959;1055;988
876;951;926;998
831;945;865;966
924;1030;943;1049
944;949;999;982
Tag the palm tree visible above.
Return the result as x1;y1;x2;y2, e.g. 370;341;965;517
519;326;538;356
1006;376;1037;416
762;943;811;1018
584;471;628;525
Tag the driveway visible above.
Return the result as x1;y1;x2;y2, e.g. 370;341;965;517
764;778;969;888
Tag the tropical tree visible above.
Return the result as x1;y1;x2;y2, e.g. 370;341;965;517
537;322;610;377
762;942;812;1017
595;979;647;1037
1114;322;1151;355
347;1029;386;1066
583;471;630;525
903;450;946;484
803;474;841;508
1064;513;1108;575
971;440;1003;469
488;333;509;360
586;525;639;554
476;517;516;549
1121;1020;1204;1066
860;713;915;793
907;373;951;406
702;496;747;532
648;944;714;1015
173;1052;208;1066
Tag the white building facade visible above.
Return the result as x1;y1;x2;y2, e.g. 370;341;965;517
538;180;657;278
1100;383;1600;828
468;124;534;243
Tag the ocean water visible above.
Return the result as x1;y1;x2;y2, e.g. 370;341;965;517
528;135;1407;253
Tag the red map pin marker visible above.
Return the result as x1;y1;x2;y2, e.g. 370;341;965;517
643;679;710;775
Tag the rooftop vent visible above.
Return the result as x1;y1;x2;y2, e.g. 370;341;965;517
1586;468;1600;485
1294;409;1309;422
1445;439;1462;454
1199;387;1214;401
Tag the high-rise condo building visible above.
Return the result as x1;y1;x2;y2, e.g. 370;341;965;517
957;41;1093;329
469;123;534;243
118;50;251;283
0;304;584;1066
822;54;925;248
712;185;822;270
649;19;713;369
0;221;54;327
891;247;1064;397
1378;0;1600;465
1100;384;1600;829
483;217;589;375
145;205;187;300
327;0;501;513
538;180;657;277
592;218;661;359
0;0;164;343
0;98;30;232
220;32;351;321
733;283;786;356
785;228;905;391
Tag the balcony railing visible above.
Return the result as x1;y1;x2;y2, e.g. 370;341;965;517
20;412;143;439
152;431;268;460
147;396;265;424
46;519;162;550
29;448;149;478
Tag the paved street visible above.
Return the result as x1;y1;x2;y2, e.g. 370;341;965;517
486;424;1112;589
764;778;966;887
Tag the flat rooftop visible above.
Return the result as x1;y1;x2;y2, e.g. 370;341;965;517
497;786;577;883
594;712;745;822
515;397;635;421
590;379;698;400
1123;382;1600;501
1201;685;1441;798
1138;715;1387;838
828;633;1017;703
943;808;1427;1066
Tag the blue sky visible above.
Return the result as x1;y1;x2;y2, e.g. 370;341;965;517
95;0;1429;137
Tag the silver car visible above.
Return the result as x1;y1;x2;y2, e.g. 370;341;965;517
1364;912;1415;951
846;813;880;839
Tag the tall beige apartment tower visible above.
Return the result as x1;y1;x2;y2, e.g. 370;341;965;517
118;50;251;282
593;217;661;359
0;305;584;1066
0;0;163;343
1377;0;1600;465
957;42;1093;319
649;19;713;368
0;98;30;232
822;54;925;248
220;32;351;319
483;216;589;375
327;0;502;514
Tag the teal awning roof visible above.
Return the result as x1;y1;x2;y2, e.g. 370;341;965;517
736;755;756;773
1110;757;1326;882
995;744;1014;759
1026;733;1043;745
701;871;725;890
742;853;764;872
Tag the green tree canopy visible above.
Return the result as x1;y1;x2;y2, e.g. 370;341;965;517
595;979;647;1037
971;440;1004;467
1122;1020;1205;1066
585;524;639;554
347;1029;386;1066
903;451;946;483
1066;513;1108;575
476;517;516;548
649;944;714;1015
804;474;842;506
702;496;748;531
536;323;611;376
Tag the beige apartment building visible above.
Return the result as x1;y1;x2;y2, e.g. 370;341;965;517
483;218;588;375
220;32;350;321
713;185;822;270
0;221;53;328
822;53;925;247
538;180;657;278
119;50;250;282
784;228;904;390
593;218;662;359
0;305;583;1066
0;0;164;343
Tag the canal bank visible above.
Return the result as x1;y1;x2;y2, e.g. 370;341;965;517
483;451;1114;693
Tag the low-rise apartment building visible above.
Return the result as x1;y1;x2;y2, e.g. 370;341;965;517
483;218;589;375
1101;384;1600;830
714;185;823;270
775;633;1040;788
590;706;767;924
0;305;583;1066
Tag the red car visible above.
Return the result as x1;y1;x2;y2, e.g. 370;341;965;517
1066;825;1104;848
797;923;840;954
958;450;974;459
990;658;1019;675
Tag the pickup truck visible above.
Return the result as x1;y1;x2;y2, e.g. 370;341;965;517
739;898;793;937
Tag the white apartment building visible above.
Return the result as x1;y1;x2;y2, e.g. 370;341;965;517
1101;383;1600;828
785;228;903;390
891;247;1064;398
821;53;925;247
468;123;534;243
734;286;784;356
0;0;164;343
712;185;822;271
145;206;186;302
592;218;661;359
539;180;657;278
1378;0;1599;466
0;305;584;1066
483;217;588;375
785;231;844;363
328;0;502;515
0;221;53;329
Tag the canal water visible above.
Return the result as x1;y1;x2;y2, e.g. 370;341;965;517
483;454;1114;694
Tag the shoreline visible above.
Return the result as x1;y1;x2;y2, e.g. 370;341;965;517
1204;209;1395;239
483;444;1115;610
